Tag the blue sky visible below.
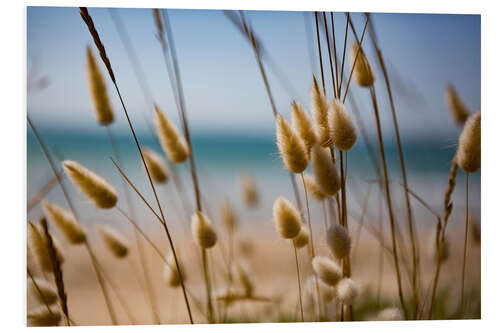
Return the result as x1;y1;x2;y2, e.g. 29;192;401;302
27;7;480;140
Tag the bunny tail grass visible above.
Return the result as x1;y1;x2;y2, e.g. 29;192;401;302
310;145;340;196
98;225;130;258
291;101;317;156
191;210;218;249
272;196;302;239
349;42;374;87
42;201;86;244
62;160;118;209
142;147;170;184
153;105;190;163
329;99;357;151
311;76;331;147
275;113;308;174
445;84;470;125
86;46;114;125
456;112;481;173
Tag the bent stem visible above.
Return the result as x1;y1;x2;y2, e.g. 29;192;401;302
460;173;470;316
369;86;408;319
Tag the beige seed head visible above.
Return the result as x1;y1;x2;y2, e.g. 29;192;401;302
42;201;86;244
303;173;327;201
272;196;302;239
220;198;237;233
28;222;64;272
86;46;114;125
326;224;351;259
377;307;404;321
240;174;259;208
336;278;359;305
191;210;217;248
163;252;186;287
275;114;308;173
231;261;254;297
311;76;332;146
97;225;129;258
350;42;375;87
455;112;481;173
142;147;169;184
27;306;62;326
293;225;309;249
310;145;340;196
445;84;470;125
154;105;190;163
312;256;342;286
329;99;357;151
62;160;118;209
29;278;58;305
291;101;317;156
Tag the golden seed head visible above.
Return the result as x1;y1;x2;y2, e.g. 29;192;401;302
329;99;357;151
86;46;114;125
292;225;310;249
310;145;340;196
312;256;342;286
272;196;302;239
311;76;332;146
28;222;64;272
303;173;327;201
97;225;129;258
191;211;218;249
445;84;470;125
377;307;404;321
163;252;186;287
29;278;58;305
275;114;308;173
42;201;86;244
455;112;481;173
240;174;259;208
336;278;359;305
350;42;375;87
142;147;169;184
62;160;118;209
326;224;351;259
154;105;190;163
27;306;62;326
220;198;237;233
291;101;317;156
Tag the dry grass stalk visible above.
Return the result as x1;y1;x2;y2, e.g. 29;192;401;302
42;201;86;244
231;261;254;297
86;46;114;125
220;198;237;233
153;105;190;163
456;112;481;173
445;84;470;125
62;160;118;209
98;225;130;258
276;114;308;173
164;252;186;287
329;99;357;151
142;147;169;184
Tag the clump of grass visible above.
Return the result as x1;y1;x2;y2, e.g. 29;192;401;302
154;104;190;163
445;84;470;125
62;160;118;209
42;201;86;244
86;46;114;125
97;225;130;258
142;147;170;184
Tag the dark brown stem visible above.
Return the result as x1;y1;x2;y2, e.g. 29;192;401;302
322;12;337;98
314;12;326;93
337;13;349;97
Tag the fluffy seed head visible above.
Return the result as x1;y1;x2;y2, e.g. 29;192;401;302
275;114;308;173
455;112;481;173
97;225;129;258
445;84;470;125
154;105;190;163
291;101;317;156
336;278;359;305
240;174;259;208
191;211;217;248
42;201;86;244
311;76;332;146
27;306;61;326
163;252;186;287
272;196;302;239
312;256;342;286
303;173;327;201
350;42;374;87
28;222;64;272
220;198;237;233
86;46;114;125
326;224;351;259
310;145;340;196
293;225;310;249
377;307;404;321
329;99;357;151
29;278;58;305
142;147;169;184
62;160;118;209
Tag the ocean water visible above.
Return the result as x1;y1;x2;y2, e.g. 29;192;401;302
27;128;480;237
